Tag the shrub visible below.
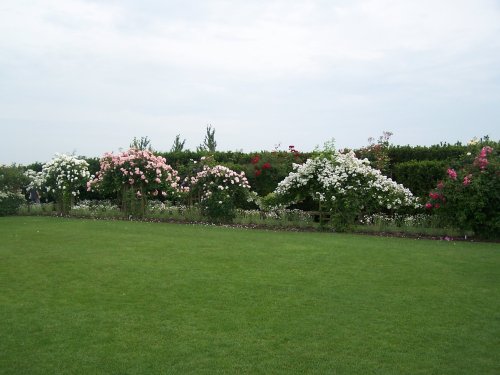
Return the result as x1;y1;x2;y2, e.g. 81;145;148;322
159;148;306;198
392;160;448;198
244;146;305;197
388;144;468;164
387;137;499;165
426;146;499;238
0;164;29;192
355;131;393;174
274;150;420;231
187;164;251;222
0;191;25;216
88;149;185;217
24;154;90;214
0;164;30;215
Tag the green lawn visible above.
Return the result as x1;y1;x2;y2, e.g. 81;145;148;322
1;217;499;374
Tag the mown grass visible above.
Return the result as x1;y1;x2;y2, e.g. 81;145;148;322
0;217;499;374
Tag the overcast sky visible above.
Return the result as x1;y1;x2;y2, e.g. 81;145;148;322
1;0;499;164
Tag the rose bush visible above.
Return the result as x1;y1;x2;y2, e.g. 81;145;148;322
187;164;251;222
26;154;91;213
426;146;499;238
88;148;185;216
273;150;419;230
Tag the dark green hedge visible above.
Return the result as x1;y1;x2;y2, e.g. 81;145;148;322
387;144;467;164
391;160;448;198
387;138;499;165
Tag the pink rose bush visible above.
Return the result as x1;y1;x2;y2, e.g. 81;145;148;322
473;146;493;170
426;146;499;238
88;149;185;215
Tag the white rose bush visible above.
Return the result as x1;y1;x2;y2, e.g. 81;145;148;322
273;150;420;230
187;164;251;222
87;148;185;216
26;153;91;213
0;164;27;216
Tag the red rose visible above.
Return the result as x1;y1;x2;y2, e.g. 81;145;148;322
262;162;271;170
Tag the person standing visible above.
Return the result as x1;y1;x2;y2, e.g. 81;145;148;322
29;188;40;204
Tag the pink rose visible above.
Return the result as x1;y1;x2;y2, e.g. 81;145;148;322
447;168;457;180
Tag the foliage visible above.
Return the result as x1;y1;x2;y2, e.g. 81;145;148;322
25;154;91;213
426;146;499;238
0;164;29;193
245;146;305;197
0;191;25;216
0;164;28;216
130;136;153;151
25;162;43;173
356;212;464;237
76;157;104;201
146;201;203;222
71;200;121;219
187;163;251;222
247;153;276;196
157;147;308;198
14;134;500;231
88;148;184;216
274;150;420;230
233;208;316;228
359;212;433;227
392;160;448;198
197;124;217;152
17;202;55;215
387;136;499;164
355;131;393;173
143;137;500;203
170;134;186;152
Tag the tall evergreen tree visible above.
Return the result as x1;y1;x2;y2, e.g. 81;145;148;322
171;134;186;152
130;136;153;151
198;125;217;152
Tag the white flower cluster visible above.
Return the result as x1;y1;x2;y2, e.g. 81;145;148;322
359;213;430;226
468;137;479;146
148;200;189;213
24;169;44;191
237;208;314;222
188;165;251;200
0;190;25;202
26;154;91;197
72;199;119;212
275;150;420;210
